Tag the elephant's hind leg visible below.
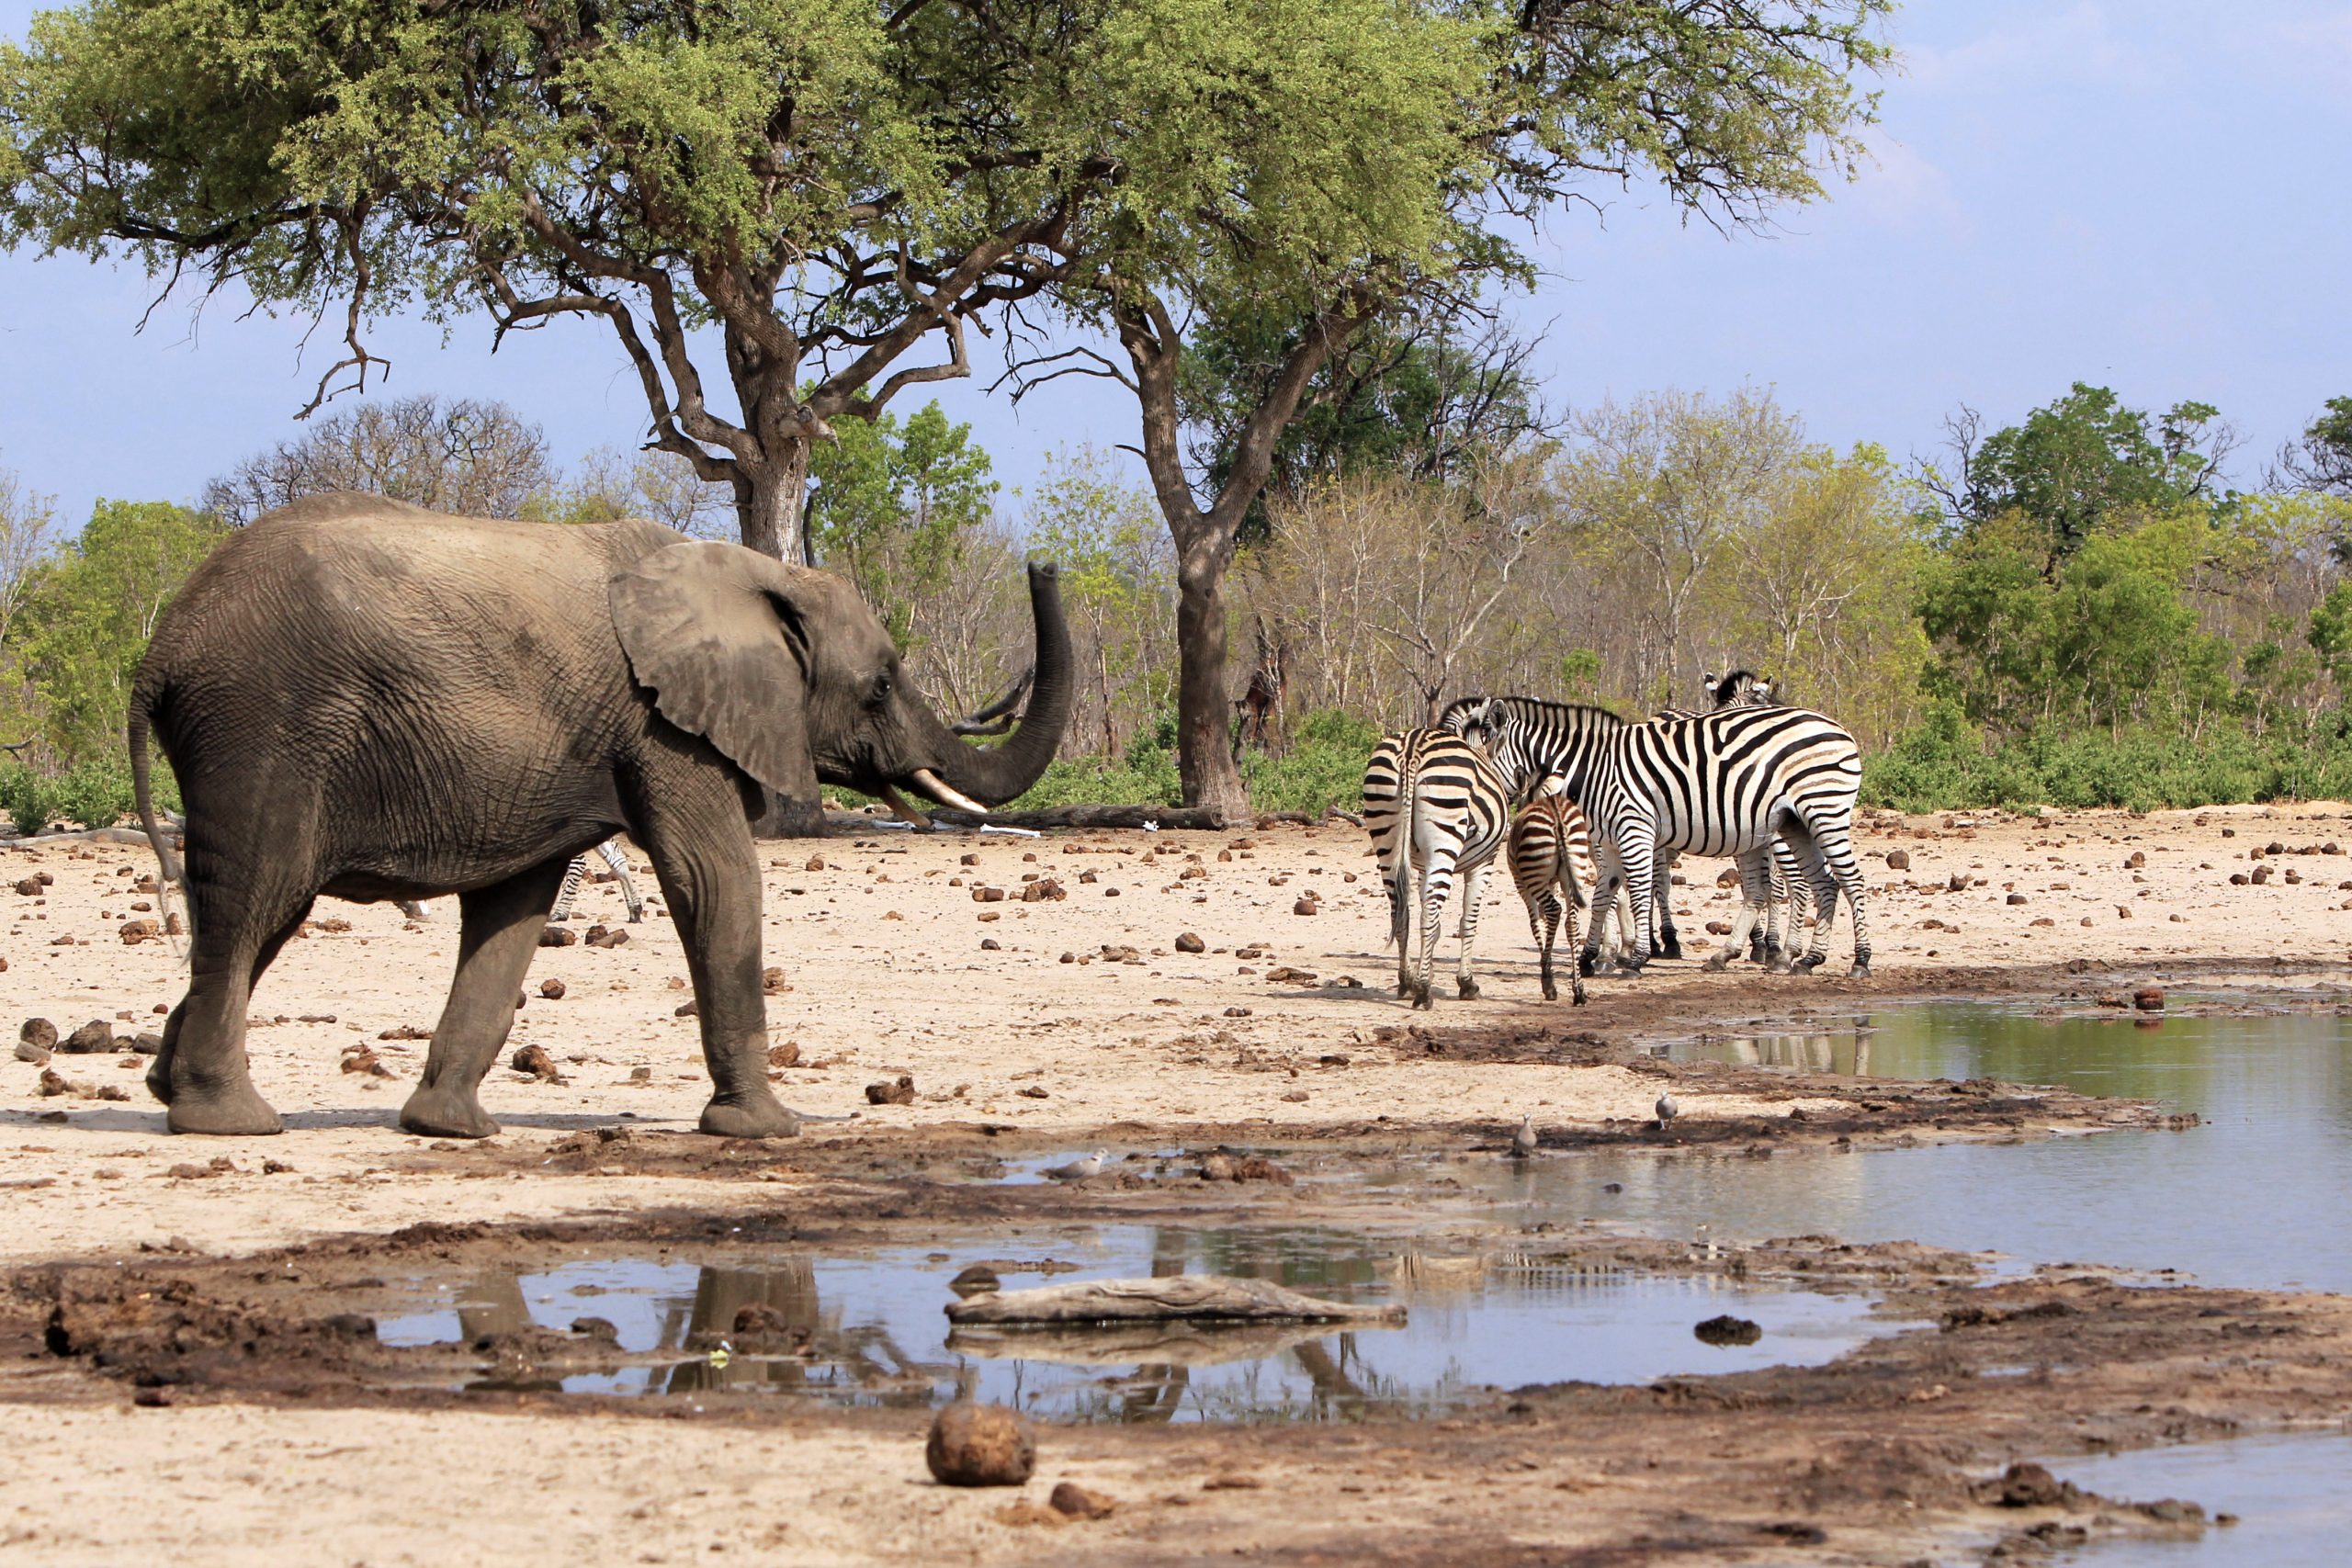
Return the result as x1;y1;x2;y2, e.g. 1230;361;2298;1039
154;898;312;1135
400;856;574;1140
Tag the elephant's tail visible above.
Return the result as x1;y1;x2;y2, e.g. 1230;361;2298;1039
128;701;188;951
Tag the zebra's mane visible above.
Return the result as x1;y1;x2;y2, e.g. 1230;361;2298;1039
1439;694;1628;731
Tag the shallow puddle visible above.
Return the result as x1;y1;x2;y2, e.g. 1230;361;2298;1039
1536;1004;2352;1292
2052;1433;2352;1567
376;1224;1896;1420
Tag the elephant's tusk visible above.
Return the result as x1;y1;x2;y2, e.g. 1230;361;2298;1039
910;769;990;817
874;782;933;830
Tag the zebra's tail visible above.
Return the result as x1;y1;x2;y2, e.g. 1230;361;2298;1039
129;698;190;957
1388;739;1419;953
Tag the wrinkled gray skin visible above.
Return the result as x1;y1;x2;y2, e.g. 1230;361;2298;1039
128;493;1072;1140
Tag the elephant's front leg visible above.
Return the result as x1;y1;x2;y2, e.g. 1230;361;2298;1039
400;856;574;1139
641;818;803;1139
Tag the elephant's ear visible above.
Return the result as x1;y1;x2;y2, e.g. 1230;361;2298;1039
609;542;822;799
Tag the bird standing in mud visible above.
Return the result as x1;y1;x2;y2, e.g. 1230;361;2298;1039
1511;1114;1539;1159
1043;1149;1107;1183
1655;1092;1679;1132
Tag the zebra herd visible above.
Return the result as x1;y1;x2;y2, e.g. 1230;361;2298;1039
1363;672;1871;1010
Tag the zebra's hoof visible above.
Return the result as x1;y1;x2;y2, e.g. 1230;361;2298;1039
1577;952;1600;978
1701;952;1730;974
1660;938;1683;961
1850;961;1871;979
1456;977;1481;999
1792;954;1826;975
1540;982;1558;1002
1410;989;1434;1011
1571;987;1588;1007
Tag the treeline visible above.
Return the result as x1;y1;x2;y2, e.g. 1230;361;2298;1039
2;380;2349;829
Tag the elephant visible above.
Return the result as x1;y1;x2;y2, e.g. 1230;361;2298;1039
127;492;1071;1140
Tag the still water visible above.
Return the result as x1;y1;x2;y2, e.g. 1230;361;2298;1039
375;1224;1895;1420
1430;1003;2352;1292
2052;1433;2352;1568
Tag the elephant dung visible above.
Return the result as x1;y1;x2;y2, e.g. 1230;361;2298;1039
119;919;160;945
538;978;567;999
130;1032;164;1055
865;1075;916;1106
765;1039;800;1068
1885;849;1912;870
925;1403;1035;1487
19;1018;58;1053
1048;1483;1118;1520
1174;932;1205;953
58;1021;117;1055
1291;897;1318;916
10;878;38;897
761;966;790;996
538;925;579;947
511;1043;566;1083
971;886;1006;903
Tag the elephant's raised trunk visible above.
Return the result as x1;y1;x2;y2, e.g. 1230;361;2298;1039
932;563;1072;807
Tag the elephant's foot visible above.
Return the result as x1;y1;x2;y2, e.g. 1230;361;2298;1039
699;1089;805;1140
165;1077;283;1136
1455;976;1481;999
400;1083;501;1140
144;1048;176;1105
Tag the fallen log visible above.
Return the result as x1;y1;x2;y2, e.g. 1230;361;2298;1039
944;1274;1406;1326
945;1317;1396;1366
926;805;1228;831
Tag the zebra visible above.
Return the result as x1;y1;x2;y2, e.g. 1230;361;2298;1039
1658;670;1811;968
1442;695;1871;977
1362;722;1512;1009
551;839;647;923
1507;784;1603;1005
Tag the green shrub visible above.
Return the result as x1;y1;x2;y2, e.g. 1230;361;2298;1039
54;759;136;829
1242;708;1380;816
0;763;63;835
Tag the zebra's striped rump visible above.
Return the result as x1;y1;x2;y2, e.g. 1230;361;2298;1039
1363;728;1511;1010
1507;791;1599;1005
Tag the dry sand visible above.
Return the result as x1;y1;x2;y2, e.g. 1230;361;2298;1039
3;799;2348;1564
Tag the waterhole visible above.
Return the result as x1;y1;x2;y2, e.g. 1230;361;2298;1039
374;1223;1896;1421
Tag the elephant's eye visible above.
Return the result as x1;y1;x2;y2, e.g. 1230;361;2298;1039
870;672;893;705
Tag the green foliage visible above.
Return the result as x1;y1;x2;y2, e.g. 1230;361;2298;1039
807;400;996;645
1240;710;1381;816
0;755;153;832
0;761;62;834
16;500;224;764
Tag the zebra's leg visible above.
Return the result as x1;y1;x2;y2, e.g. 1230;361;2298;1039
1652;848;1681;960
1393;852;1416;999
1414;842;1461;1010
595;839;647;922
1795;809;1871;977
1614;821;1658;977
1564;871;1588;1006
1454;860;1488;998
1775;813;1843;975
1579;841;1623;976
1703;848;1774;971
548;856;590;921
1524;887;1558;1001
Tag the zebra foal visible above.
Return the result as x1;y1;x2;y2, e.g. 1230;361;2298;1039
1362;724;1511;1010
1507;785;1600;1005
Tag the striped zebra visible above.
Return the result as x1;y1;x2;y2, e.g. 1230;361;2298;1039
1659;670;1811;967
551;838;647;923
1507;786;1601;1005
1362;723;1512;1009
1444;696;1871;977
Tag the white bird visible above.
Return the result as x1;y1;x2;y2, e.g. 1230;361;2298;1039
1510;1114;1539;1158
1655;1091;1679;1131
1042;1149;1108;1183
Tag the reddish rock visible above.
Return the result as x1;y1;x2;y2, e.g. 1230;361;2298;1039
1049;1482;1118;1519
537;925;578;947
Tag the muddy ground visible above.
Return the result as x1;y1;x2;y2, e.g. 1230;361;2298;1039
4;801;2351;1564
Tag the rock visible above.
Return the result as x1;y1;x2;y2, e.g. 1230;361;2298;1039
865;1074;916;1105
805;854;826;872
761;965;789;995
512;1043;564;1081
979;938;1001;951
2125;851;2146;868
1048;1482;1117;1519
340;1044;394;1077
13;1041;50;1065
37;1069;72;1097
1265;966;1317;985
1705;919;1732;935
11;877;39;895
925;1403;1035;1487
119;919;160;945
1174;931;1205;953
539;978;567;999
19;1018;56;1052
1230;1156;1295;1185
1198;1152;1238;1181
1884;849;1910;870
571;1316;620;1344
732;1303;792;1336
59;1021;115;1055
960;852;979;865
1694;1314;1762;1346
1292;897;1318;916
950;1264;1001;1297
2132;987;2165;1011
1017;1085;1049;1099
972;886;1006;903
537;925;577;947
2006;893;2028;905
1984;1461;2069;1508
1946;871;1970;892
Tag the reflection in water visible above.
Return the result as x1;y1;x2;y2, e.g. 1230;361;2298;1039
377;1226;1891;1423
2052;1433;2352;1568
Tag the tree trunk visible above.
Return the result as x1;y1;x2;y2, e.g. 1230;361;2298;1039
734;443;825;835
1176;537;1250;825
732;443;813;565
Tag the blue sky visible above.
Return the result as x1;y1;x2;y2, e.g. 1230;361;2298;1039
2;0;2346;531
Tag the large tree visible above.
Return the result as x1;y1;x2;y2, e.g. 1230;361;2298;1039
203;394;554;526
1023;1;1892;821
2;0;1337;561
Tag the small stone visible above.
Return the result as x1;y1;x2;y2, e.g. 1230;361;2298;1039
539;978;567;999
925;1403;1035;1487
571;1316;621;1343
118;919;159;945
805;854;826;872
538;925;578;947
1048;1482;1117;1519
979;938;1001;951
2006;893;2028;906
949;1264;1001;1297
1292;897;1317;916
1985;1461;2067;1508
130;1032;163;1055
762;966;790;996
19;1018;56;1052
731;1303;793;1337
37;1068;71;1097
14;1041;50;1065
1174;931;1205;953
2125;851;2146;868
60;1021;115;1055
972;886;1006;903
1693;1314;1762;1347
1016;1085;1049;1099
865;1074;916;1105
959;852;979;866
11;877;38;896
512;1043;563;1081
1884;849;1910;870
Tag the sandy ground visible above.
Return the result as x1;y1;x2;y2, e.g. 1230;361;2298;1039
4;799;2350;1564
